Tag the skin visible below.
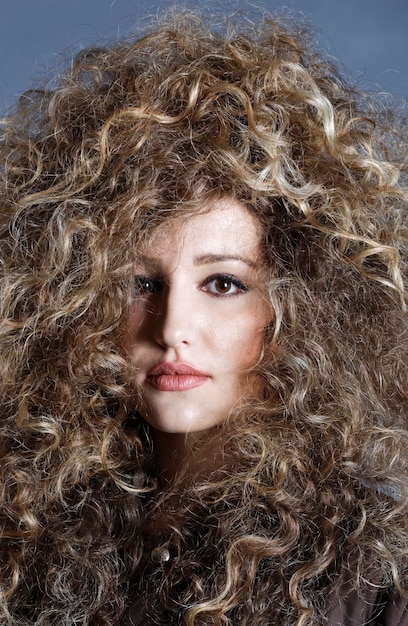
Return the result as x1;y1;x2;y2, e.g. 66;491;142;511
122;197;272;475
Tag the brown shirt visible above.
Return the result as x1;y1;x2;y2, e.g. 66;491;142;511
121;587;408;625
326;587;408;625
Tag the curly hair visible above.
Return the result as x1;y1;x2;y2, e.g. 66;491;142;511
0;9;407;625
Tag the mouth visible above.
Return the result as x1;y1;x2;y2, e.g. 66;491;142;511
146;362;210;392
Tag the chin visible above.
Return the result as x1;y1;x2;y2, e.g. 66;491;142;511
143;412;223;435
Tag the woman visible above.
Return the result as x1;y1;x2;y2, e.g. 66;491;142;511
0;9;407;625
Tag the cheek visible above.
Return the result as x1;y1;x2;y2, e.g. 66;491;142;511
240;318;266;366
213;308;268;372
120;309;146;356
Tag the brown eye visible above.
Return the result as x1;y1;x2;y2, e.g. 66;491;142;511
201;274;249;297
133;276;161;295
214;278;233;294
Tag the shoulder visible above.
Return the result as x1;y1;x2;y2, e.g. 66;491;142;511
325;586;408;625
378;592;408;626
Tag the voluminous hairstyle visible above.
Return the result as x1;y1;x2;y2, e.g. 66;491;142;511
0;9;407;625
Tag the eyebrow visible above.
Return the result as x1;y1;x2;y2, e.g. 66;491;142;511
194;254;258;268
136;255;161;270
136;253;259;270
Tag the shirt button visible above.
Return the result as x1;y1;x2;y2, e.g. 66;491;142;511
151;546;171;564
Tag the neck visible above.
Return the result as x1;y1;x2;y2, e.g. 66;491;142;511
153;428;225;487
153;430;191;485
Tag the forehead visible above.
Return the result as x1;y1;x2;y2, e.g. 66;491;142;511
139;197;263;258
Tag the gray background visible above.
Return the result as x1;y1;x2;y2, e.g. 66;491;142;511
1;0;407;113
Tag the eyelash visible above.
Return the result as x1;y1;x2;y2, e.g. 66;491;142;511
133;273;249;298
201;274;249;297
133;276;162;296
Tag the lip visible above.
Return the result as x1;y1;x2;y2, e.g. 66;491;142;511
146;361;210;392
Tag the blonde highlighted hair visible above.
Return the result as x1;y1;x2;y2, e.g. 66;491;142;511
0;9;407;625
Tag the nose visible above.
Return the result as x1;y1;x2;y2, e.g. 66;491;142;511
152;284;196;348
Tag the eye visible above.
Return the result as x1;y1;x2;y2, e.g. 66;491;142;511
133;276;162;296
201;274;249;297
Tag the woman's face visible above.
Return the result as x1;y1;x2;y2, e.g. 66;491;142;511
122;197;272;434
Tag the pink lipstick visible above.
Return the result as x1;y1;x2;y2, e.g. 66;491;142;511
146;362;210;391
